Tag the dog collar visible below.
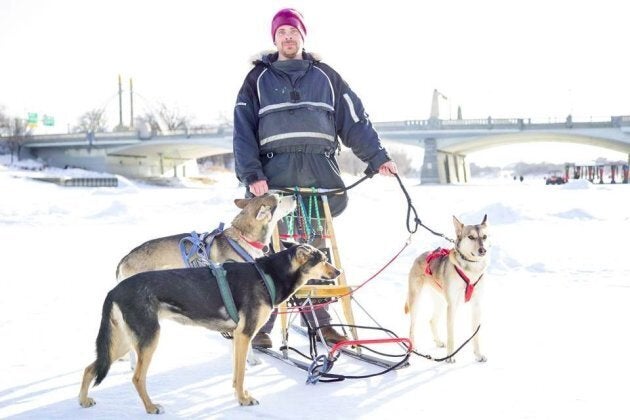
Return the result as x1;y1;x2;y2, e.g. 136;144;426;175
240;234;269;253
454;247;483;264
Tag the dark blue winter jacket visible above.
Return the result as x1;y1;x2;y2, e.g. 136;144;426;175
233;51;390;215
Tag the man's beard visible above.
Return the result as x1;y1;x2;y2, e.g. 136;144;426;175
281;43;299;58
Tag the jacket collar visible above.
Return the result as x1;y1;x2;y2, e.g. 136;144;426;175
252;50;320;66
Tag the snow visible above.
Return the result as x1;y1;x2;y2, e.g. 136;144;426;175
1;155;629;419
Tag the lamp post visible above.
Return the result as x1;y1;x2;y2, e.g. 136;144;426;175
117;74;124;130
430;89;448;120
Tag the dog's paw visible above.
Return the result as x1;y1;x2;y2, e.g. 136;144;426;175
238;391;259;406
146;403;165;414
476;355;487;363
79;397;96;408
434;340;445;348
239;398;260;406
445;357;456;364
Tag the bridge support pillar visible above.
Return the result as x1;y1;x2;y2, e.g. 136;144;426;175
420;138;440;184
443;153;469;183
421;138;469;184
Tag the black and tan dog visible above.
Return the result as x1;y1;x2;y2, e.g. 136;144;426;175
79;243;340;413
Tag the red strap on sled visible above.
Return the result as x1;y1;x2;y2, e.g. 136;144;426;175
328;337;413;359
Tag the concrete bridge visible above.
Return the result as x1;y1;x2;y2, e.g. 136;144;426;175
18;128;234;178
373;115;630;183
15;115;630;183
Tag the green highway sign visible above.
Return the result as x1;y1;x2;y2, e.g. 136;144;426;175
43;115;55;126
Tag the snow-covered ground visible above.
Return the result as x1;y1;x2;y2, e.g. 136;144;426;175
1;155;628;419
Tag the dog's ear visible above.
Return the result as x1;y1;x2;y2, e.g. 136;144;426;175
280;240;298;250
255;205;273;221
234;198;251;209
295;244;314;265
480;214;488;226
452;215;464;236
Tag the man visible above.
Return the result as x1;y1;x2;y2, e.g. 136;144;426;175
233;8;398;348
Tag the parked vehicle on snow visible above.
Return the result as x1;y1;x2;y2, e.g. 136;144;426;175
545;171;566;185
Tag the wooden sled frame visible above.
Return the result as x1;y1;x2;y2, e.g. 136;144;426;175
271;188;359;353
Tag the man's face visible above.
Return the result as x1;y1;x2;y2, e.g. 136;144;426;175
274;24;303;60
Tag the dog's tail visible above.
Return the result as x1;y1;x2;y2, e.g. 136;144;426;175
94;293;114;386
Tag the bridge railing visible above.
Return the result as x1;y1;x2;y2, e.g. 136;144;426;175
14;115;630;146
20;130;140;146
374;115;630;132
374;118;522;131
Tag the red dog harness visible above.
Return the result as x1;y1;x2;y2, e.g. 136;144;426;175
424;248;483;302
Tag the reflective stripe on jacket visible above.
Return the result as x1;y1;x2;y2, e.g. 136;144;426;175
256;62;336;154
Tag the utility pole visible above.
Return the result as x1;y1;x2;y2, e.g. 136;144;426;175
116;74;124;130
129;78;134;128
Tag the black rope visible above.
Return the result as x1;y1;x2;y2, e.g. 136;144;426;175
353;343;409;358
316;353;411;383
272;168;453;242
392;173;454;242
273;174;372;196
295;322;413;383
275;314;479;383
278;345;313;361
317;324;410;358
412;324;481;362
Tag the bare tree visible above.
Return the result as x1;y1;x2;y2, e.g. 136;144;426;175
336;149;366;176
137;112;162;135
388;149;413;175
337;147;414;176
0;116;32;163
73;109;107;133
0;107;9;138
0;108;11;156
157;103;191;131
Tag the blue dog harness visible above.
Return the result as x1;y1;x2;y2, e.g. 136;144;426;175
178;223;261;266
179;225;276;324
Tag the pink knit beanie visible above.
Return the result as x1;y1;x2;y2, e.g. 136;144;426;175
271;8;307;41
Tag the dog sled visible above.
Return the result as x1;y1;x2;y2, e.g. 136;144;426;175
253;186;412;383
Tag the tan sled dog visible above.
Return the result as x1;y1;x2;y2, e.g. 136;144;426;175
79;244;341;412
116;193;296;280
116;193;296;367
405;215;489;363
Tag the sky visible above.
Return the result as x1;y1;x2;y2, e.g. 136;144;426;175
1;156;629;419
1;0;629;163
